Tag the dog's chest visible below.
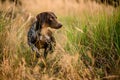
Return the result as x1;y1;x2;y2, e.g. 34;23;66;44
35;29;52;49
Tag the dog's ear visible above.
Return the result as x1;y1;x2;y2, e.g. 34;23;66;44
36;12;47;25
36;13;45;30
36;13;40;21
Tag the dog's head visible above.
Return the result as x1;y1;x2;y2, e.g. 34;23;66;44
36;12;62;29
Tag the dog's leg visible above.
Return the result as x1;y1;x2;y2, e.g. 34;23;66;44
44;47;48;59
44;36;56;58
50;36;56;53
30;45;41;58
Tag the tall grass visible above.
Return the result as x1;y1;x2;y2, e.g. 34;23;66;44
0;0;120;80
63;9;120;79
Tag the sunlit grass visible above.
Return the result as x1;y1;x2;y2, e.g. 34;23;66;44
0;0;120;80
61;10;120;78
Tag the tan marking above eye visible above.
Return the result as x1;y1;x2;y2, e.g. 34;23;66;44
50;17;53;21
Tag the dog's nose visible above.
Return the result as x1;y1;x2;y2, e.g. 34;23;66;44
58;23;62;28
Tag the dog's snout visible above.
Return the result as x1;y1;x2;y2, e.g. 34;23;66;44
58;23;62;28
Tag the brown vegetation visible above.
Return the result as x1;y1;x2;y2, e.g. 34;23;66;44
0;0;120;80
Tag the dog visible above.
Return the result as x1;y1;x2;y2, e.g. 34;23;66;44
27;12;62;59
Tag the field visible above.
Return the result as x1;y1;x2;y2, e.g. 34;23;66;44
0;0;120;80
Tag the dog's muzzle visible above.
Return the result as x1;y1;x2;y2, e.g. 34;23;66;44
56;23;62;29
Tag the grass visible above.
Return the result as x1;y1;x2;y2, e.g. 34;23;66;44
0;0;120;80
61;9;120;79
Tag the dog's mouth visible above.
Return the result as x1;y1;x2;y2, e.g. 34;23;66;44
52;23;62;29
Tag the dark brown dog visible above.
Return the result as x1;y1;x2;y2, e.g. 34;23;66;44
27;12;62;59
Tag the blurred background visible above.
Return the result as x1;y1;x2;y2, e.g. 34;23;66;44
0;0;120;80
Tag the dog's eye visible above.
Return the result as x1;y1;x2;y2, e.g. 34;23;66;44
49;17;54;21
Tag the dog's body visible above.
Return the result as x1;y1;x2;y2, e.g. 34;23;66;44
27;12;62;59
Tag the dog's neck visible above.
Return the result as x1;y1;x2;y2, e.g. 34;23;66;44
41;23;49;35
36;21;41;30
38;23;52;42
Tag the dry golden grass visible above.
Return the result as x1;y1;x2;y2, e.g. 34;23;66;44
0;0;120;80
